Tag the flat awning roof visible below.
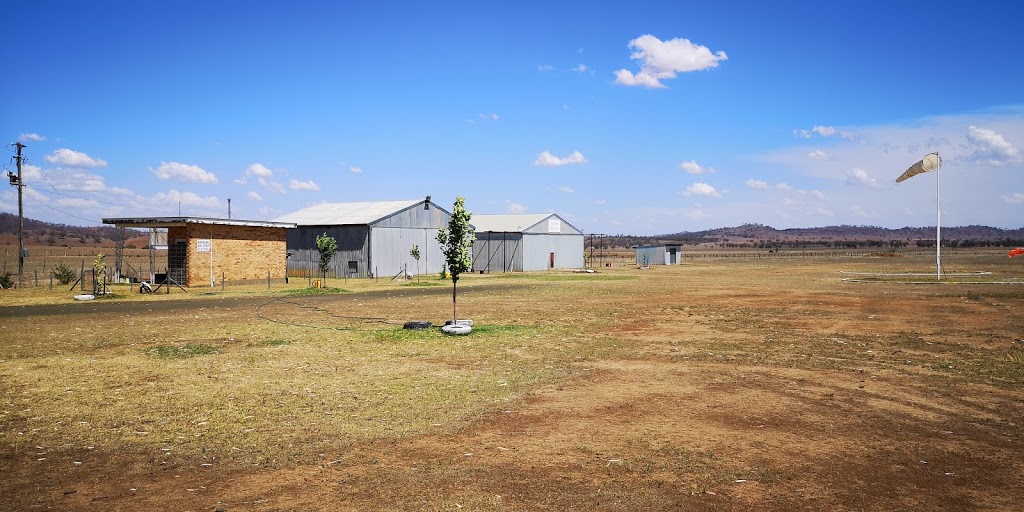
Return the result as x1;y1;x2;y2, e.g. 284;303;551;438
102;216;297;229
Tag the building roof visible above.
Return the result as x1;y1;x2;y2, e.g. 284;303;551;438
102;217;296;229
273;199;430;226
471;213;581;234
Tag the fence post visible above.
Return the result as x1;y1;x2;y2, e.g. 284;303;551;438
267;270;271;289
221;272;225;291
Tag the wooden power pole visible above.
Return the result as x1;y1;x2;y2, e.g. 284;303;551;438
8;142;26;287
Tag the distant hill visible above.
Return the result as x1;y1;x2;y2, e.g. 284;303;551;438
602;223;1024;249
3;214;1022;250
0;213;147;248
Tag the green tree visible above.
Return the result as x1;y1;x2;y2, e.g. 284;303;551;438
315;233;338;281
52;263;77;285
436;196;475;323
410;243;421;281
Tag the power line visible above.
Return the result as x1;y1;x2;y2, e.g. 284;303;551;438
24;183;178;215
24;192;102;224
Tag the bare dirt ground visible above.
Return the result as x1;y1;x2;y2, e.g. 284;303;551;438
2;253;1023;511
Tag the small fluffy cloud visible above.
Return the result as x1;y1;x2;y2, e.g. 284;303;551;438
150;162;218;184
1004;192;1024;205
614;34;727;89
593;199;607;205
506;201;528;214
45;148;108;168
350;166;363;173
153;189;221;210
479;113;499;121
537;64;555;72
963;125;1022;166
683;182;721;198
807;149;832;160
559;186;574;193
745;179;769;190
794;125;852;139
533;150;587;167
258;177;285;194
247;191;263;201
573;64;588;72
775;183;792;192
289;179;320;192
246;163;273;177
680;160;716;174
18;133;46;142
846;168;880;188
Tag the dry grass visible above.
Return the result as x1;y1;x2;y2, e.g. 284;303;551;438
2;250;1024;510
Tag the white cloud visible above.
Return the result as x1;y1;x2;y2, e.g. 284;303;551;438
109;187;134;196
794;125;852;139
963;125;1022;165
18;133;46;142
533;150;587;167
807;149;831;160
559;186;574;193
258;178;285;194
246;163;273;177
56;197;100;209
289;179;320;191
614;34;727;89
1004;192;1024;204
680;160;715;174
593;199;607;205
506;201;528;214
745;179;769;190
150;161;218;184
21;164;44;181
44;148;108;168
775;183;792;191
479;113;499;121
813;125;836;137
573;64;587;72
683;182;721;198
153;189;221;210
350;166;363;173
846;168;880;188
247;191;263;201
537;64;554;72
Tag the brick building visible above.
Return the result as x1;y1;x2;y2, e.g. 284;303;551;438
102;217;296;287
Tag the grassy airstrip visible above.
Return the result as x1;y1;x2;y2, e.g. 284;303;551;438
2;248;1023;510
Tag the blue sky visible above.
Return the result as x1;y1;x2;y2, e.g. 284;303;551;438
3;1;1023;234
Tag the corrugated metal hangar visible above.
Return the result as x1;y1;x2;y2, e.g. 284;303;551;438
274;197;451;278
471;213;583;272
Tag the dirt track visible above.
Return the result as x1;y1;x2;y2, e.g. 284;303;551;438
3;259;1023;511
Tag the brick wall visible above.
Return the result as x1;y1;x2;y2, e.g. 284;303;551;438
167;224;288;286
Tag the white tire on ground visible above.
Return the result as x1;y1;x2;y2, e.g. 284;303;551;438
73;294;95;301
443;319;474;327
441;324;472;335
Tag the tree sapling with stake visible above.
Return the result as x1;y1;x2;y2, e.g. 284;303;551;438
436;196;475;327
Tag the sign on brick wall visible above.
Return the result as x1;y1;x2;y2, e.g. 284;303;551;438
196;239;211;252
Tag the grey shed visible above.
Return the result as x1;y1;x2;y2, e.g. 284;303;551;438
635;244;683;266
471;213;584;272
273;197;451;278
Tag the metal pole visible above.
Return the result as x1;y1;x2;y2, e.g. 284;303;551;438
936;157;942;280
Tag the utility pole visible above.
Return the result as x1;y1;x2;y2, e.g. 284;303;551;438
8;142;26;287
227;198;231;219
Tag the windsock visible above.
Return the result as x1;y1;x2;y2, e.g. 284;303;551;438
1009;248;1024;258
896;153;941;183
